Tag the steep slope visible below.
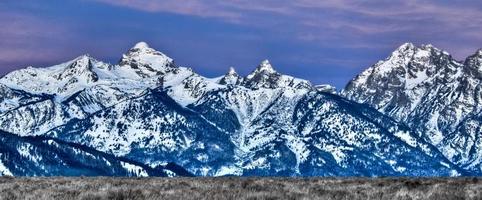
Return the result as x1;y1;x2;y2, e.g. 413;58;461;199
188;61;460;176
17;56;457;176
343;43;482;173
0;41;470;177
0;55;107;98
0;130;188;177
0;85;47;113
45;88;236;176
0;42;219;136
292;92;461;176
194;60;314;134
191;87;460;176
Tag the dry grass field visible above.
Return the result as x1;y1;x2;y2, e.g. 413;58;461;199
0;176;481;200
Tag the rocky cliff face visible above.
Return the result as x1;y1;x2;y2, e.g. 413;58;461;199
343;43;482;173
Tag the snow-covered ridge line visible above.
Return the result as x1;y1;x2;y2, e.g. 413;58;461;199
0;41;480;177
0;42;320;103
0;41;318;139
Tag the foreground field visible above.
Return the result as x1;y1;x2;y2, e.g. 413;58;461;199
0;177;481;200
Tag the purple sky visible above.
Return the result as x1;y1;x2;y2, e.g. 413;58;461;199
1;0;481;88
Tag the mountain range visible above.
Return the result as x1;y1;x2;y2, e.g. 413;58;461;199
0;41;480;177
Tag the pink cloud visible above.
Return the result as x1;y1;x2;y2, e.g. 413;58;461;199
90;0;482;35
86;0;482;60
92;0;244;23
0;11;76;68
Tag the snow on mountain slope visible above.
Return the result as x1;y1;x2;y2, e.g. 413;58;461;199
343;43;463;126
190;87;460;176
0;42;223;136
0;94;70;136
0;85;46;113
292;92;461;176
0;42;198;102
343;43;482;173
0;130;187;177
39;85;460;176
6;50;453;176
187;61;460;176
0;41;470;177
0;55;108;98
45;88;236;176
437;50;482;172
191;60;313;133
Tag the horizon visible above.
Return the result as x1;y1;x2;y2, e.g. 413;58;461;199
2;41;479;89
1;1;482;88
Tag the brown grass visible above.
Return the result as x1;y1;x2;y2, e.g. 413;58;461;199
0;176;481;200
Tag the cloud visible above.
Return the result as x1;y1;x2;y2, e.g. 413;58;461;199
91;0;482;59
2;0;482;86
0;10;79;72
91;0;245;23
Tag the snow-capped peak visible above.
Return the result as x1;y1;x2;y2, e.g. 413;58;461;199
67;54;96;68
242;60;312;90
420;44;448;56
219;67;242;85
257;59;276;73
389;43;444;62
227;67;237;75
344;43;459;92
390;42;416;58
132;41;150;49
421;44;434;49
476;49;482;56
118;42;175;78
75;54;93;61
245;59;276;80
465;49;482;74
397;42;416;51
362;43;454;79
392;43;445;59
56;54;98;82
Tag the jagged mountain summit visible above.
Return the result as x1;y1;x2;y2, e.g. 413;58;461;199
218;67;242;85
343;42;482;174
0;41;478;177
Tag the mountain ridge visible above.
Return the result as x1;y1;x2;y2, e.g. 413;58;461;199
0;41;480;177
343;42;482;174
